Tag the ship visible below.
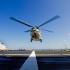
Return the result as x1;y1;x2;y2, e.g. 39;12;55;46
0;42;70;70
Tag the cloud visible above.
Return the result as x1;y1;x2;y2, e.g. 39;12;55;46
0;42;7;50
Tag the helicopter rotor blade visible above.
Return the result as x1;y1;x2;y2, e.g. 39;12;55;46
42;29;54;33
10;17;33;27
24;30;31;32
38;15;60;28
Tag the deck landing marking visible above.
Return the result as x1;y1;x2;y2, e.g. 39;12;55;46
20;51;38;70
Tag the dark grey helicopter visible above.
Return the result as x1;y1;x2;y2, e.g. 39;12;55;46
10;15;60;42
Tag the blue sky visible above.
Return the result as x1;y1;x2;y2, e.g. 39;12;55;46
0;0;70;49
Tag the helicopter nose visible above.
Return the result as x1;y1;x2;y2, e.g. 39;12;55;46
33;30;36;31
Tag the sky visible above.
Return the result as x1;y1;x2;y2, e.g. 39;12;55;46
0;0;70;50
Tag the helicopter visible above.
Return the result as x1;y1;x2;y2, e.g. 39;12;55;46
10;15;60;42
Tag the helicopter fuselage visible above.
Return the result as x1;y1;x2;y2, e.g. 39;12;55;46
30;27;42;42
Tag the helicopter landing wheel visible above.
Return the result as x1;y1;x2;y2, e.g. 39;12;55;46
31;38;33;42
40;39;42;42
